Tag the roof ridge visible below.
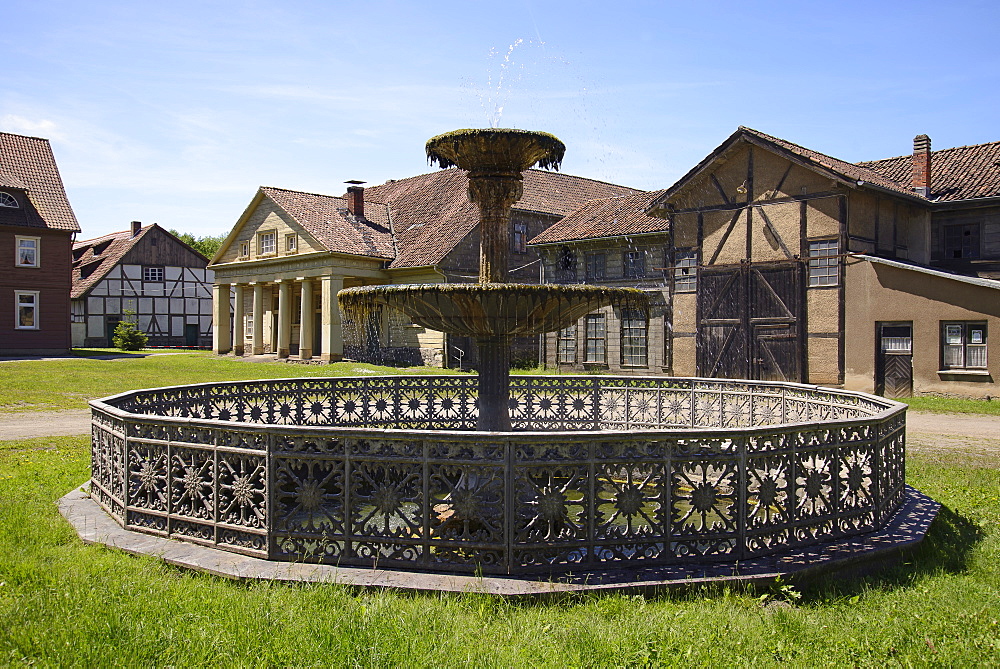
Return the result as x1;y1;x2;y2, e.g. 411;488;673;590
859;138;1000;166
260;185;346;200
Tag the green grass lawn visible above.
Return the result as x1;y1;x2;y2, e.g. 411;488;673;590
0;352;460;412
0;435;997;666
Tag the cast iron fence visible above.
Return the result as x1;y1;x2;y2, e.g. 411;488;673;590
89;375;906;575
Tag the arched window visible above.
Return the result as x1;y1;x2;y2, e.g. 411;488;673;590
0;192;18;208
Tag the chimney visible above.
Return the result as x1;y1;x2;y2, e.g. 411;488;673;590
131;220;142;237
346;186;364;218
912;135;931;197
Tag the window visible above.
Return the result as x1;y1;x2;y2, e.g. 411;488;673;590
512;222;527;253
15;291;38;329
245;314;254;337
943;223;981;259
285;234;297;253
143;266;164;282
808;239;839;287
942;322;987;370
624;251;645;278
71;300;85;323
674;249;698;292
584;313;606;363
557;325;576;363
16;236;39;267
621;309;648;366
258;231;276;255
585;252;606;281
239;241;250;258
0;192;17;207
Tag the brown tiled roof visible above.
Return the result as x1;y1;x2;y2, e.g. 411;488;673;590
364;169;640;268
859;140;1000;202
72;226;154;298
260;187;395;260
740;127;917;197
529;190;665;245
0;132;80;231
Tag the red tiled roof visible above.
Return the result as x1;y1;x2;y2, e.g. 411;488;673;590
260;187;395;259
529;190;665;245
72;226;154;298
859;140;1000;202
0;132;80;231
364;169;640;268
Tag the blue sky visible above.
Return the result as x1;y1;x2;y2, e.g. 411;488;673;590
3;0;999;240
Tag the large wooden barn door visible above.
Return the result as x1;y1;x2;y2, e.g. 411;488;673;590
875;323;913;398
698;262;803;381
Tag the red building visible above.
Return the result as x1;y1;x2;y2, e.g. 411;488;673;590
0;132;80;355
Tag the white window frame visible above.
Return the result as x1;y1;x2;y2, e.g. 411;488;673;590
285;234;297;253
673;249;698;293
258;231;276;256
143;266;164;282
15;290;39;329
239;241;250;258
15;236;39;268
0;192;18;208
808;239;839;287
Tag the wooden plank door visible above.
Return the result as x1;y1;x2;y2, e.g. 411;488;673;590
748;265;803;382
875;323;913;398
697;263;803;381
697;266;748;378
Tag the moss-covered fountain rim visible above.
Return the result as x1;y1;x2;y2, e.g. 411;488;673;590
339;282;646;298
425;128;566;172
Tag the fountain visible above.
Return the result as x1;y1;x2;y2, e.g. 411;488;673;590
69;129;938;594
339;128;646;431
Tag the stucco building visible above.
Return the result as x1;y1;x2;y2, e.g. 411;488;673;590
208;169;638;364
0;132;80;356
532;128;1000;398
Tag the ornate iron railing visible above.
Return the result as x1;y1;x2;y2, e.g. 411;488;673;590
89;376;906;575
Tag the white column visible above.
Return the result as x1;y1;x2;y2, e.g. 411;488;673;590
212;283;232;354
277;279;291;358
232;284;245;356
298;278;314;360
252;283;264;355
320;275;344;362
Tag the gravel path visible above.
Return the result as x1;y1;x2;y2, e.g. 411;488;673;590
1;408;997;467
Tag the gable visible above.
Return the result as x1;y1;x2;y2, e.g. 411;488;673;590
214;194;325;265
120;226;210;268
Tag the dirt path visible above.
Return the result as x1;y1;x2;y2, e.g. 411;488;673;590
1;408;997;466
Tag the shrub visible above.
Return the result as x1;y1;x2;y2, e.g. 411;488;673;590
113;310;147;351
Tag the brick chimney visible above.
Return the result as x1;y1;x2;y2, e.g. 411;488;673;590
346;186;364;218
912;134;931;197
131;220;142;237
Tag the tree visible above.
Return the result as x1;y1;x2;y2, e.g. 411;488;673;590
169;229;226;259
113;310;148;351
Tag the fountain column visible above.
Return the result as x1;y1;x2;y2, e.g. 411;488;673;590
467;173;523;431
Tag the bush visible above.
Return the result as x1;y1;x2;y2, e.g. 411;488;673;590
113;310;147;351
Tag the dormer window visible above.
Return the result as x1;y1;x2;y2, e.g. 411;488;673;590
0;192;18;207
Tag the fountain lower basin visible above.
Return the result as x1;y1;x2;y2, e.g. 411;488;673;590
339;283;646;338
87;375;909;576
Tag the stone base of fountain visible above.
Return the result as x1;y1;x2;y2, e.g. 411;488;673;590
59;485;938;596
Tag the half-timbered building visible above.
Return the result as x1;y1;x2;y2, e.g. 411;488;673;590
71;222;215;347
0;132;80;356
532;128;1000;398
208;170;638;364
